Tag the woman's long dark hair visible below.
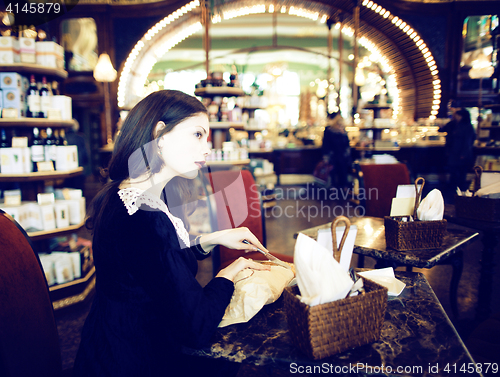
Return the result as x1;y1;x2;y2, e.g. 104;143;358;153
86;90;207;234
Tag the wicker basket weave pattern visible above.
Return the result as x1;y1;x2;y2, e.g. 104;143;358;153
384;217;447;251
455;195;500;222
284;278;388;360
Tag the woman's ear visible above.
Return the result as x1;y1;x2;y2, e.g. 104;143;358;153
154;121;166;139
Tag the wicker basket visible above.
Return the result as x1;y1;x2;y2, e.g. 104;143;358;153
284;216;387;360
455;195;500;222
384;216;447;251
454;166;500;222
283;278;387;360
384;177;447;251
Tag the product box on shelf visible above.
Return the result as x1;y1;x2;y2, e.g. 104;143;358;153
0;72;29;91
36;41;64;70
0;201;43;231
3;189;21;206
2;88;26;118
49;95;72;120
39;254;56;285
40;203;56;231
23;202;43;230
0;36;20;63
54;201;70;228
39;250;82;286
55;197;86;225
0;147;31;173
19;37;36;64
55;145;78;171
0;204;22;224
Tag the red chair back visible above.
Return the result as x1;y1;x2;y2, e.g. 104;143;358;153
204;170;265;269
0;210;63;377
359;163;411;218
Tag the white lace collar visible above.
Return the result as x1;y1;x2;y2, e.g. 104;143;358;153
118;187;191;248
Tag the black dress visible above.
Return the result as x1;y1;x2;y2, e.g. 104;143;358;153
73;189;234;376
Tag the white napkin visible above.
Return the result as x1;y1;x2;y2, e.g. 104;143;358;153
476;181;500;198
416;189;444;221
357;267;406;296
294;233;354;306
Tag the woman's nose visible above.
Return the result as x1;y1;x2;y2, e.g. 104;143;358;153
202;141;211;156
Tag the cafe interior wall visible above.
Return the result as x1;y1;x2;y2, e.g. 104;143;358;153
109;0;446;123
50;0;497;158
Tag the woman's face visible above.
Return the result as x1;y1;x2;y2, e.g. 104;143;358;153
158;113;211;179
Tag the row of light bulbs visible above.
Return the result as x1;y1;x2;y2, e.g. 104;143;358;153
362;0;441;119
118;0;438;120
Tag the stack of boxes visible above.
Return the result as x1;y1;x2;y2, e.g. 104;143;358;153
0;35;64;68
0;35;71;120
0;188;86;232
0;135;79;173
1;72;29;118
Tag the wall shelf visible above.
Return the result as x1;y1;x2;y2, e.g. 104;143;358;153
28;221;86;241
195;87;245;97
0;118;76;128
0;63;67;80
0;167;83;182
209;121;245;129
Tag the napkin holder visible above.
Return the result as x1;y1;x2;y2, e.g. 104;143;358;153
385;177;447;251
284;217;388;359
454;166;500;223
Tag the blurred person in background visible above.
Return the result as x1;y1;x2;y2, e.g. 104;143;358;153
439;106;476;200
321;111;353;193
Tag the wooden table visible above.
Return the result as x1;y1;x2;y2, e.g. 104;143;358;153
184;271;483;376
296;216;479;318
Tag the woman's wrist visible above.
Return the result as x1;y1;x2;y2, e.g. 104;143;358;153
198;232;219;253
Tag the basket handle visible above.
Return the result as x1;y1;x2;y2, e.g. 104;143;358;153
412;177;425;219
473;165;483;194
331;216;351;263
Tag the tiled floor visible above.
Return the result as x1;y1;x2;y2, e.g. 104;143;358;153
57;181;500;375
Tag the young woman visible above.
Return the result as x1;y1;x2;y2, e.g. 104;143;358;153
73;90;270;377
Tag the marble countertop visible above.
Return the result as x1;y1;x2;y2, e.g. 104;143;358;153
297;217;479;268
184;271;482;376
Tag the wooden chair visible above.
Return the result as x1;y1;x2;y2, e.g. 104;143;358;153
202;169;293;275
0;209;64;377
356;162;411;218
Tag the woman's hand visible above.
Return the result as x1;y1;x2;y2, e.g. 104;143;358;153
198;227;269;254
215;257;271;282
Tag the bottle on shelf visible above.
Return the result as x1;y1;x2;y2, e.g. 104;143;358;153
59;129;68;146
26;74;41;118
54;129;61;145
31;127;45;172
44;127;57;168
1;128;10;148
39;76;51;118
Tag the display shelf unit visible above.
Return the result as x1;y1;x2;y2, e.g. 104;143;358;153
0;62;94;310
196;87;245;149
